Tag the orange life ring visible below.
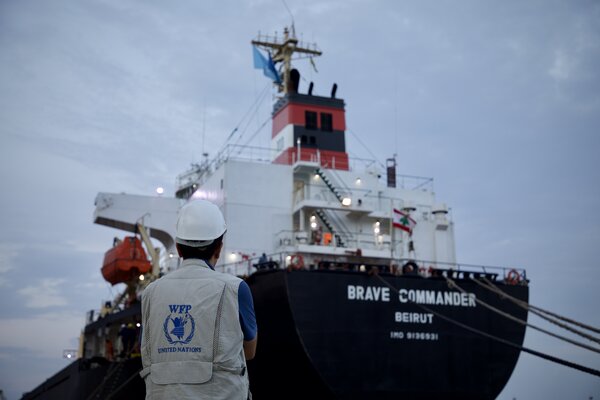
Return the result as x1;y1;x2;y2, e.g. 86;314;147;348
506;269;520;285
290;254;304;270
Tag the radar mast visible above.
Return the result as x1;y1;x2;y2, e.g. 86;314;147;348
252;26;322;94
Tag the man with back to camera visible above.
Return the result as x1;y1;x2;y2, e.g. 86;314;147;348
140;199;257;399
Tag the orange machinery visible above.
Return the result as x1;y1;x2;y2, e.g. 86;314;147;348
101;236;151;285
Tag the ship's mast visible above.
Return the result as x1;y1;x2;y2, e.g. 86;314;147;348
252;26;322;94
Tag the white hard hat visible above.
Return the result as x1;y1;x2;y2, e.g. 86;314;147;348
175;200;227;247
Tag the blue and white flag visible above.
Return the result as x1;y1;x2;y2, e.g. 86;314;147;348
252;46;281;84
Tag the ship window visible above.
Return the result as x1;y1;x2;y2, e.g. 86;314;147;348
277;137;284;151
301;135;307;144
309;136;316;145
305;111;317;130
321;113;333;132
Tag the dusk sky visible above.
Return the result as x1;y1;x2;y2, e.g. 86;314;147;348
1;1;599;399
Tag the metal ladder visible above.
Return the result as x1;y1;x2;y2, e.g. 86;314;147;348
315;209;346;248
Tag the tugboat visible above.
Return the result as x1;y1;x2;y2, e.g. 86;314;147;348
22;26;529;400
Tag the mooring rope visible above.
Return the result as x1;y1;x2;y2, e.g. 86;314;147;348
469;276;600;345
373;274;600;378
444;277;600;354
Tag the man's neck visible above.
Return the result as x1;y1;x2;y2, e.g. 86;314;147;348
182;257;216;270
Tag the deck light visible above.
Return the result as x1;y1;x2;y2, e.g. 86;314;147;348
342;197;352;206
359;265;366;272
310;215;316;222
356;178;361;185
314;173;320;180
63;350;77;360
310;221;318;229
136;322;141;328
156;187;164;195
139;274;145;281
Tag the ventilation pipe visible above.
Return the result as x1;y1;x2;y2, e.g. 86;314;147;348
288;68;300;94
386;157;396;188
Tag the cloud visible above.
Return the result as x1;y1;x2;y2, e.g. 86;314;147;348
0;243;21;287
548;49;573;81
18;279;68;308
0;243;20;274
0;311;83;359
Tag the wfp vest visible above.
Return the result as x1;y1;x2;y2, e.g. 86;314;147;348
140;259;249;400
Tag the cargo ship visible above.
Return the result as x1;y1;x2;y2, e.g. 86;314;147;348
22;27;529;400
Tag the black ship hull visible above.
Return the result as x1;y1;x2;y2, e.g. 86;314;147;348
22;269;528;400
21;357;143;400
247;269;529;400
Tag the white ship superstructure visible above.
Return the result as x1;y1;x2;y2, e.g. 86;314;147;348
171;141;457;278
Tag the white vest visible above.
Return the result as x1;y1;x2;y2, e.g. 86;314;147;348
140;259;249;400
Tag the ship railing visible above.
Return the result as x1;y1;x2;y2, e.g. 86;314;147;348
175;145;277;194
275;229;393;251
217;252;289;277
293;185;447;225
217;251;527;286
294;183;387;210
189;144;434;192
290;151;434;191
397;258;528;285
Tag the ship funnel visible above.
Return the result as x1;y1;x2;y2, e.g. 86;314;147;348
386;157;396;188
288;68;300;94
308;81;314;95
331;83;338;98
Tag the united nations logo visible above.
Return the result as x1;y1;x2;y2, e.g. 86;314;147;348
163;304;196;345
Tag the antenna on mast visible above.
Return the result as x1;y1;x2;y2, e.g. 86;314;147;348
282;0;296;37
